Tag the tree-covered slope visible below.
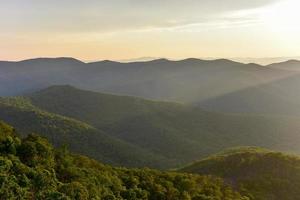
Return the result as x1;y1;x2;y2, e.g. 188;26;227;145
3;85;300;169
29;85;210;163
0;97;171;168
181;147;300;200
28;86;300;162
0;121;247;200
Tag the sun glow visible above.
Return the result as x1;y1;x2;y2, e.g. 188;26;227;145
261;0;300;34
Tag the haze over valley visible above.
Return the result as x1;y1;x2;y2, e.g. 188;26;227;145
2;57;300;116
2;0;300;199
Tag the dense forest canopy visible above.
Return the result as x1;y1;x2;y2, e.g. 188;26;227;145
2;120;300;199
182;147;300;200
0;121;247;200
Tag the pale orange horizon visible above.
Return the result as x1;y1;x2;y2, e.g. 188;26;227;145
1;0;299;61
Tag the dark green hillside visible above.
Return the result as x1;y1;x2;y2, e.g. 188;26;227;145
29;86;300;163
29;85;188;127
0;97;171;168
29;85;209;162
3;85;300;169
0;121;246;200
182;147;300;200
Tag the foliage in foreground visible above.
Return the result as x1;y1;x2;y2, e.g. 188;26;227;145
0;121;246;200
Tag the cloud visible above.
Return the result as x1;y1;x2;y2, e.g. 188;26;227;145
0;0;279;34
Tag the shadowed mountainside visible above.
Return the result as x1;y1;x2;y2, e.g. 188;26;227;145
199;72;300;115
1;85;300;169
2;58;300;116
0;95;172;168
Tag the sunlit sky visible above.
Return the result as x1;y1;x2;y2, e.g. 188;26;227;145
1;0;300;61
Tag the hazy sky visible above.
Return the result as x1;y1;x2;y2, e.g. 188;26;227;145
1;0;299;61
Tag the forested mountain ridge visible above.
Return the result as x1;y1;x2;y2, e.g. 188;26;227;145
1;121;299;200
0;96;172;168
0;121;247;200
181;147;300;200
1;85;300;169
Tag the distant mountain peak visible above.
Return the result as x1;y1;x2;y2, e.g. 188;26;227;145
282;59;300;64
88;60;121;65
33;85;78;95
285;59;299;62
177;58;204;63
268;59;300;66
44;84;76;90
267;59;300;71
147;58;171;64
19;57;85;64
212;58;243;65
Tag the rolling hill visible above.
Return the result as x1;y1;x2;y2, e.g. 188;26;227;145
1;85;300;168
2;85;300;169
0;96;171;168
181;147;300;200
28;85;300;154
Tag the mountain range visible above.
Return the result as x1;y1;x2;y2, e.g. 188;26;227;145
1;85;300;169
2;57;300;198
1;57;300;117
